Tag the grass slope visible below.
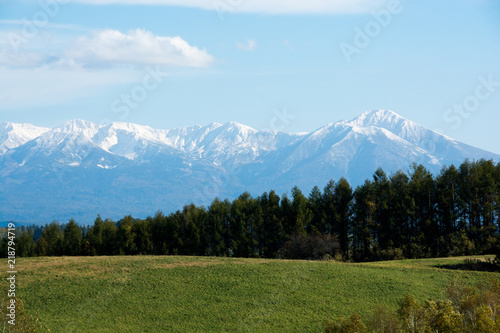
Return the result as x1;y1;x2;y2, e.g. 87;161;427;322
4;255;497;332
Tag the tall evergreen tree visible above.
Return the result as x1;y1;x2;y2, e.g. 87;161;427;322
230;192;257;258
179;204;206;255
259;190;283;258
207;198;231;256
373;168;392;251
458;160;480;232
436;165;460;256
352;180;376;261
35;237;49;256
390;170;412;253
117;215;137;255
41;221;64;256
289;186;311;236
322;180;337;236
165;212;182;255
101;219;118;255
133;218;153;255
17;230;36;257
334;178;353;257
307;186;324;235
409;164;436;256
476;159;497;251
63;218;83;256
495;162;500;230
87;215;104;255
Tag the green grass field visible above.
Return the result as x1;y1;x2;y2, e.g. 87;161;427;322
4;255;498;332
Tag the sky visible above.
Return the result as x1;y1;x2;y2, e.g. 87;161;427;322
0;0;499;154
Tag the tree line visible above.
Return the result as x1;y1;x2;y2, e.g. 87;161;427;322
2;159;500;262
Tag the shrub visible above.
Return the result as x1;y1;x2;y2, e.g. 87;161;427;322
324;313;366;333
279;234;339;260
375;248;405;261
323;277;500;333
367;304;399;333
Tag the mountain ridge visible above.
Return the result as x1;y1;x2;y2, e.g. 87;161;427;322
1;110;499;223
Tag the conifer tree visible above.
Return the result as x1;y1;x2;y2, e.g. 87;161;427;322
41;221;64;256
17;230;36;257
130;219;151;254
390;170;412;253
87;215;104;255
373;168;392;251
63;218;82;256
101;219;118;255
408;164;436;256
260;190;283;258
307;186;324;235
436;165;460;256
290;186;312;235
207;198;231;256
322;180;337;236
334;178;353;257
117;215;137;255
352;180;376;261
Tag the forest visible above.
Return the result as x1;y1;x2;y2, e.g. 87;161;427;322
2;159;500;263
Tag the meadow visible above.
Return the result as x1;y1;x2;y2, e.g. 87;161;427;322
3;255;497;332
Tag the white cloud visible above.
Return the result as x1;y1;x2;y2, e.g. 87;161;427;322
0;48;48;68
0;29;215;69
66;29;214;67
236;39;257;51
61;0;389;14
0;28;214;110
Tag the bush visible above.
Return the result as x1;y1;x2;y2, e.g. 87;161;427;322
460;258;498;272
375;248;405;261
323;277;500;333
367;304;399;333
279;234;339;260
324;313;366;333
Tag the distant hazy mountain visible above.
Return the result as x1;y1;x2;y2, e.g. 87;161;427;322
1;110;499;223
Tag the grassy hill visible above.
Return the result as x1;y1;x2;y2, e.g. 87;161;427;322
4;255;498;332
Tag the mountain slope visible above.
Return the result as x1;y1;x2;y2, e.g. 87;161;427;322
0;122;50;154
1;110;498;223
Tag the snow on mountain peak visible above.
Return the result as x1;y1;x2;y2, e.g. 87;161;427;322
55;119;101;136
206;122;222;130
220;121;257;135
108;121;161;134
0;121;50;154
345;109;447;149
348;109;405;128
106;122;161;143
94;122;172;159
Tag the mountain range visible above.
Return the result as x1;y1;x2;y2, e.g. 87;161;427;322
1;110;499;224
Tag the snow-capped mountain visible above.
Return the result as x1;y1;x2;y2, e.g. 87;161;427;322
0;122;50;154
1;110;499;223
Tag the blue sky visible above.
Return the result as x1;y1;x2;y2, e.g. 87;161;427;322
1;0;499;154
